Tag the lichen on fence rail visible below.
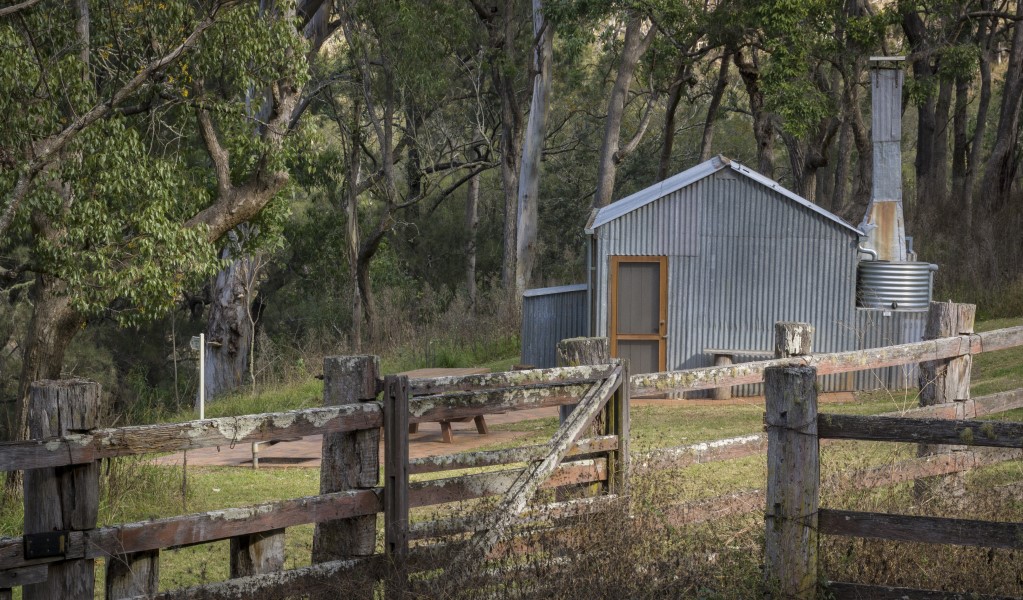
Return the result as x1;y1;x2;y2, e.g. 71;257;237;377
0;402;384;471
630;326;1023;396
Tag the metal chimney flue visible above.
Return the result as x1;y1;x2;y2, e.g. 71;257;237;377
860;57;907;262
856;56;939;312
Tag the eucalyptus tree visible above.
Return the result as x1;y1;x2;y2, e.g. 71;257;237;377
0;1;236;445
469;0;531;291
0;0;337;441
896;1;1023;285
195;0;331;400
514;0;555;296
320;0;495;349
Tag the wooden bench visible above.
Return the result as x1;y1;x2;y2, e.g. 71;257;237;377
408;416;488;444
703;348;774;399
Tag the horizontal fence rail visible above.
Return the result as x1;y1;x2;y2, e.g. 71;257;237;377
408;435;617;475
630;325;1023;396
0;403;384;472
819;509;1023;550
824;582;1020;600
406;364;618;396
819;414;1023;448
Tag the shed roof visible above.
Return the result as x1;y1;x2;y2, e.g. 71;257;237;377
585;155;864;236
522;283;588;297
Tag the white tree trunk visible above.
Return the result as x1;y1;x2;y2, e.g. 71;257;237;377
514;0;553;298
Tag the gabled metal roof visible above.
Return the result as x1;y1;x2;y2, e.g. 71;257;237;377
586;155;864;236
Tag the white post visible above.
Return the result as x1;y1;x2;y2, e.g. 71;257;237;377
199;332;205;420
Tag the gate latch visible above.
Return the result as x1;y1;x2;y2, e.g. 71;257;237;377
24;531;69;559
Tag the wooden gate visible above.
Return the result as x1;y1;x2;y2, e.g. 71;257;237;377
0;359;628;599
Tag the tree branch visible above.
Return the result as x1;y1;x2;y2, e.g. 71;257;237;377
615;90;659;163
425;164;494;215
196;107;232;197
0;0;43;18
965;10;1023;21
0;0;238;240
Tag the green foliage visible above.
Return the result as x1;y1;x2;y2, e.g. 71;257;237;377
939;44;981;80
27;120;218;324
754;0;839;138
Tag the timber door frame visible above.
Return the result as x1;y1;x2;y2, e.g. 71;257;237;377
609;256;668;372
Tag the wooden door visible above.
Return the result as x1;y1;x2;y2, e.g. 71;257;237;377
609;256;667;374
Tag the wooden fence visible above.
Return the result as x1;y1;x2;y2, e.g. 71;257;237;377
0;359;628;599
759;305;1023;599
3;301;1023;598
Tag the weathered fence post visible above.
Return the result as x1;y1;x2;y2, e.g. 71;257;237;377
775;322;814;359
23;379;101;600
917;301;976;501
106;550;159;599
764;365;819;600
919;301;975;407
312;355;380;597
556;337;611;498
229;529;285;578
384;375;410;598
556;337;610;422
606;358;630;494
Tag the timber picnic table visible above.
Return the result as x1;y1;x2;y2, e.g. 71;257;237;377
251;367;494;467
402;367;493;443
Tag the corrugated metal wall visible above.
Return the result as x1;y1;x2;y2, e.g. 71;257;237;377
594;169;924;396
854;308;927;391
520;285;588;368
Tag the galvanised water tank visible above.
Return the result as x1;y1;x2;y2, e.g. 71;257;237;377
856;261;937;311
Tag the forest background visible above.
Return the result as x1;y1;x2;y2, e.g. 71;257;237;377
3;0;1023;441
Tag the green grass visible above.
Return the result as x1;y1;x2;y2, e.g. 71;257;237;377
173;379;323;423
5;317;1023;597
154;467;320;591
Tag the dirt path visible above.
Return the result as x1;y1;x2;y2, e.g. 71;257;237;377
153;405;560;469
152;392;855;469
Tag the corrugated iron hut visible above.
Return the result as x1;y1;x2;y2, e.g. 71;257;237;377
522;59;935;395
586;154;861;374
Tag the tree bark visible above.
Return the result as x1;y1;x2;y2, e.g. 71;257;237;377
734;50;775;177
11;275;82;439
6;274;82;495
657;56;690;180
831;118;852;213
479;0;524;292
699;53;730;163
514;0;554;297
203;238;262;402
930;77;953;213
344;102;363;352
951;75;969;206
847;79;872;218
964;36;993;231
982;1;1023;212
592;14;656;208
465;169;480;308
